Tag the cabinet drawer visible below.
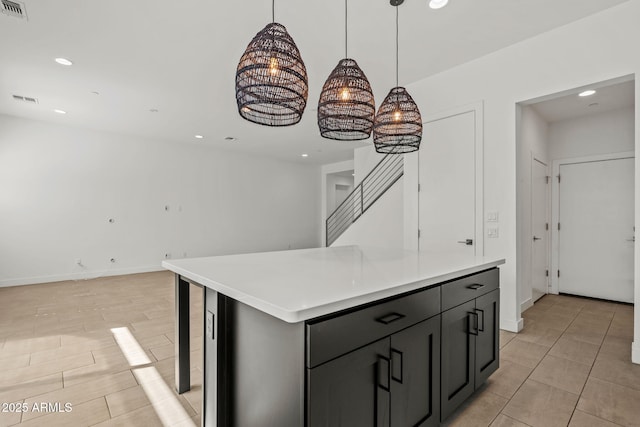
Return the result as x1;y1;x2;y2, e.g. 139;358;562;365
441;268;499;311
306;286;440;368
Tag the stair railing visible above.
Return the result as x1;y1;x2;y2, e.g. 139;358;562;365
326;152;404;246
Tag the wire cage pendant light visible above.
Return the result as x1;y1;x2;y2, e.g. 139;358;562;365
317;0;376;140
235;1;308;127
373;2;422;154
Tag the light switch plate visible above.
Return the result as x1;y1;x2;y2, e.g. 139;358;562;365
487;211;499;222
487;227;499;238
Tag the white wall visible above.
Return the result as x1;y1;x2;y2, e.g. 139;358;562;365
517;106;550;312
549;107;635;159
0;114;321;286
402;0;640;342
326;175;354;216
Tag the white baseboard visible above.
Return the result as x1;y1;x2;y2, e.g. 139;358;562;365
633;341;640;365
0;265;165;288
520;298;533;313
500;317;524;333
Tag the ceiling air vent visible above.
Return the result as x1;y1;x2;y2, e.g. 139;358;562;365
12;94;38;104
1;0;27;20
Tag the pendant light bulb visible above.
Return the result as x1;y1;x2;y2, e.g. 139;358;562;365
340;87;351;101
269;57;279;75
393;110;402;121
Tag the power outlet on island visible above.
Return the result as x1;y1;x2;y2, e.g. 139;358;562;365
206;311;214;340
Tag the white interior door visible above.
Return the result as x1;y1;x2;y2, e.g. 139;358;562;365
419;110;476;254
531;158;549;302
558;157;634;303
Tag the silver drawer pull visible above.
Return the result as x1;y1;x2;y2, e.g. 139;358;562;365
467;283;485;290
375;312;406;325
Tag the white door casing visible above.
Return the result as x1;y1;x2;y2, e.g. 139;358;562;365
552;153;634;303
531;157;549;302
417;103;483;256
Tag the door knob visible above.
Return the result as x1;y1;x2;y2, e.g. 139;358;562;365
533;236;542;241
457;239;473;246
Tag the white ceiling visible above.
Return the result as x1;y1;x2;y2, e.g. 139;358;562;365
0;0;630;164
529;79;635;123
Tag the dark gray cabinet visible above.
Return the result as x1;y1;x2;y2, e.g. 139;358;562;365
202;268;499;427
440;270;500;422
307;315;441;427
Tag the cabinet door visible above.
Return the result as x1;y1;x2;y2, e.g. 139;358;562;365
475;289;499;386
307;338;390;427
390;315;440;427
440;300;476;421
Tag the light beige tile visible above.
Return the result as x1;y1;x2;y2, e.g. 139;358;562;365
149;343;174;361
502;380;579;427
105;385;151;418
22;370;136;421
484;360;533;399
569;410;619;427
501;338;549;369
0;373;63;404
529;354;591;395
93;404;163;427
515;323;564;348
443;388;508;427
18;397;110;427
578;377;640;426
597;335;632;362
0;353;30;372
590;358;640;391
499;330;517;349
490;414;530;427
548;336;600;366
0;401;23;426
0;335;61;358
0;352;94;385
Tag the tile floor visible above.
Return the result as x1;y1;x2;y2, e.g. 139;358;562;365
0;272;638;426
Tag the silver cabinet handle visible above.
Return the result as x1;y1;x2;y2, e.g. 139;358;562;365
533;236;542;241
457;239;473;245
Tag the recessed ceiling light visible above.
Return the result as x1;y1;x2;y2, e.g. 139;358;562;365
54;58;73;66
91;91;100;96
195;135;204;139
149;108;159;113
429;0;449;9
224;136;237;141
53;109;67;114
579;90;596;97
301;154;309;158
589;102;600;107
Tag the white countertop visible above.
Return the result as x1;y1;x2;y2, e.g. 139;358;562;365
162;245;505;323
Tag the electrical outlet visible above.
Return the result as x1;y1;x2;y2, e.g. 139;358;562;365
110;258;116;263
206;311;214;340
75;258;82;266
165;253;171;259
487;211;499;222
487;227;499;238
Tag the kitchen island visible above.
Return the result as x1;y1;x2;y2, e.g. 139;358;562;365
163;245;505;427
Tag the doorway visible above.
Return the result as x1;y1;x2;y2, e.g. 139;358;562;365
517;75;635;312
553;154;634;303
531;157;549;302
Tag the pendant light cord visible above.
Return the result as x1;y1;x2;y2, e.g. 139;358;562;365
345;0;348;58
272;0;275;23
395;5;399;88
